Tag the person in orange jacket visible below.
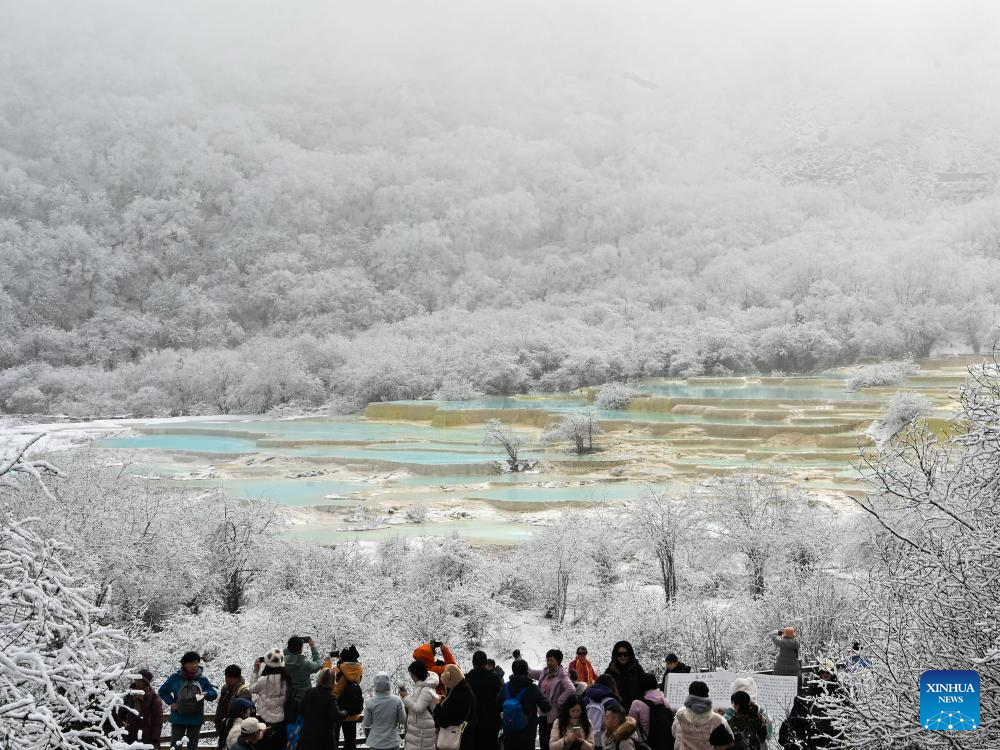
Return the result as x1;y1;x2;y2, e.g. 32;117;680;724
411;640;456;694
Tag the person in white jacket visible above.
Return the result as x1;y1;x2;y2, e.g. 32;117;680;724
250;648;294;750
400;660;439;750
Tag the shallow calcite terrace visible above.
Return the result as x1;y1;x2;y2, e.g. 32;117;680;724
93;356;973;544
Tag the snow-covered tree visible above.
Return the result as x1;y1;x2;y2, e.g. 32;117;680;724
481;418;526;471
594;382;639;410
834;355;1000;748
1;440;131;750
542;412;602;454
699;472;797;598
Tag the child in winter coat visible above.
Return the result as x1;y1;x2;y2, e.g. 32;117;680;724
602;702;638;750
363;672;406;750
224;699;256;750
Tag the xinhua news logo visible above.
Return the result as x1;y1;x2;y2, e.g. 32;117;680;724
920;670;980;731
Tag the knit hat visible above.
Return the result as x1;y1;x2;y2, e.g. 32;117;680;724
818;658;837;675
265;648;285;668
783;627;796;637
440;664;465;689
137;669;154;685
730;676;758;701
340;644;360;663
228;698;254;718
240;717;267;735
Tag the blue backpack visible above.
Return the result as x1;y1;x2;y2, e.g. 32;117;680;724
501;684;529;733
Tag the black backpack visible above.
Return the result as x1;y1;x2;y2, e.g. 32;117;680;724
638;699;675;750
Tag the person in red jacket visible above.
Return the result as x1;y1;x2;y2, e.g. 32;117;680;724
569;647;597;686
411;640;456;695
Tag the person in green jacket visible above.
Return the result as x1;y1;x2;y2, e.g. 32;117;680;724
284;636;323;709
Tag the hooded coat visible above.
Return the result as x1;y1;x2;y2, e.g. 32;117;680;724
403;670;439;750
284;645;323;702
604;642;646;713
364;672;406;749
158;666;219;727
433;669;477;750
528;665;576;724
672;697;731;750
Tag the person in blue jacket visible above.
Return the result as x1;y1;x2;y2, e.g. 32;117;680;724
158;651;219;749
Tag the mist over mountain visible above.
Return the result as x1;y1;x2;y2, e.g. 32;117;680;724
3;0;1000;416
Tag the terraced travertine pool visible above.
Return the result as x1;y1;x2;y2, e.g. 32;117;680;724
94;356;976;545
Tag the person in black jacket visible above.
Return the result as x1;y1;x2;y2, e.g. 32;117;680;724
434;665;477;750
298;669;347;750
466;651;503;749
604;642;645;713
660;653;692;693
497;659;551;750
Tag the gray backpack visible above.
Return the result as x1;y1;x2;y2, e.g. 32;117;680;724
174;678;203;716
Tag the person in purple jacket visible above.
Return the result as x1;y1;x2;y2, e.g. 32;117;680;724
528;649;576;750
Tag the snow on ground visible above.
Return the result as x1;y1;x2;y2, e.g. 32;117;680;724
0;414;256;454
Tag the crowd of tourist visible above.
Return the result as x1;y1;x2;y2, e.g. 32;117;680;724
115;630;853;750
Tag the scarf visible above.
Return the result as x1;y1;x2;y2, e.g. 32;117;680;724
684;695;712;714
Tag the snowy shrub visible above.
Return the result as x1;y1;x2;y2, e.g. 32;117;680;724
868;391;933;442
595;382;639;410
432;375;483;401
404;505;428;523
845;360;916;392
0;511;130;750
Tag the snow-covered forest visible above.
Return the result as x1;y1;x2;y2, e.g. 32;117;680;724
3;0;1000;417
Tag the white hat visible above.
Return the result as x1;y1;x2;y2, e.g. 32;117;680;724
730;676;759;701
264;648;284;668
241;717;268;735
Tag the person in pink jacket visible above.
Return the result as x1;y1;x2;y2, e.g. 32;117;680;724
627;672;673;740
529;649;577;750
